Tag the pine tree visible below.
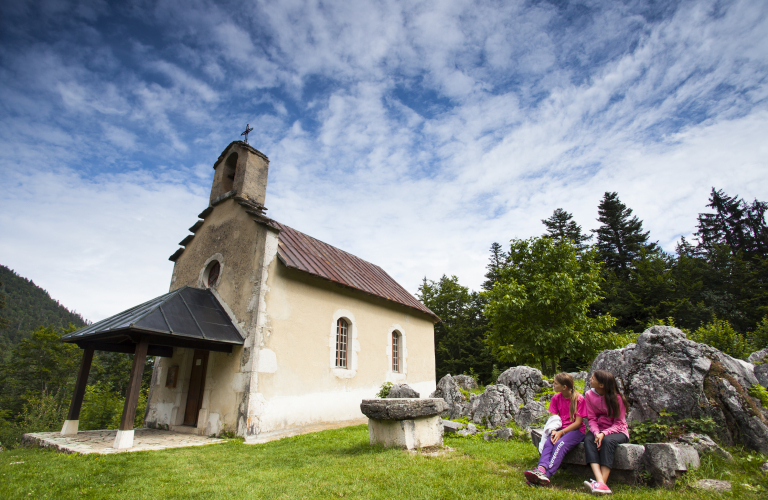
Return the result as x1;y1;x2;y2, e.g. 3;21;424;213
482;242;508;291
593;192;656;272
696;188;768;259
542;208;592;251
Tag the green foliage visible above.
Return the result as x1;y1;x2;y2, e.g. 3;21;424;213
594;192;656;273
79;382;124;430
628;410;718;445
748;316;768;351
690;318;751;359
418;274;496;383
376;382;393;398
748;385;768;408
483;237;616;375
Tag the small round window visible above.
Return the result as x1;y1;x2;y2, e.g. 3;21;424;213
206;261;220;287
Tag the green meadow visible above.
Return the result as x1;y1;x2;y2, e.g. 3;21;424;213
1;425;765;499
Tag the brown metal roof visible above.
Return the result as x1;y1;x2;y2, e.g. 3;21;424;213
274;222;439;322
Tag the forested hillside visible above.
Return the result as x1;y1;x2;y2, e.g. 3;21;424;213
0;265;87;354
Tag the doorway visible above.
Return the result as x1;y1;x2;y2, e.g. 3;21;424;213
183;350;209;426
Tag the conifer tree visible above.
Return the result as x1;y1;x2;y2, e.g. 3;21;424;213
482;242;508;291
542;208;592;251
696;188;768;259
593;192;656;272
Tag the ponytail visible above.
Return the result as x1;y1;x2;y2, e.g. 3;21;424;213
554;372;580;422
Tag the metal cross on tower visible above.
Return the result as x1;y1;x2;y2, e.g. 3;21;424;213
240;123;254;144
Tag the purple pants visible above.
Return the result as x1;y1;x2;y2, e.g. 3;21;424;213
538;429;585;477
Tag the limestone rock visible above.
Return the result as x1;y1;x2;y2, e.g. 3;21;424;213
515;401;549;430
386;384;420;398
430;375;471;419
539;392;554;403
643;443;700;488
360;398;447;420
470;384;520;428
678;433;733;462
453;374;478;391
691;479;732;492
590;325;768;453
484;428;515;441
442;420;465;434
569;371;589;381
457;423;478;437
755;365;768;389
748;348;768;364
497;366;547;405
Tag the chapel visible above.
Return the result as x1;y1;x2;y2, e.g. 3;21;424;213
61;140;438;448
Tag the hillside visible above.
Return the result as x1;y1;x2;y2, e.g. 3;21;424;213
0;265;87;351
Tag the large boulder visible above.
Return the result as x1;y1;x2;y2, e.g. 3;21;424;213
430;375;471;419
497;366;547;405
590;325;768;453
453;374;478;391
643;443;700;488
515;401;549;430
386;384;420;398
748;348;768;364
470;384;520;428
677;433;733;462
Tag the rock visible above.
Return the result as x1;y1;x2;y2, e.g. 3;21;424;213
360;398;447;420
691;479;732;492
470;384;520;428
755;364;768;389
748;348;768;364
590;325;768;454
453;374;478;391
514;401;549;430
677;433;734;462
643;443;700;489
484;428;515;441
539;392;554;403
569;371;588;381
442;420;465;434
457;423;478;437
386;384;420;398
430;375;471;419
497;366;547;405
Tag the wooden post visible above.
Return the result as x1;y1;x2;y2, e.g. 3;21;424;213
60;344;95;436
113;337;149;449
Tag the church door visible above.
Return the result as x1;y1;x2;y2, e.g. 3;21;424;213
183;350;209;426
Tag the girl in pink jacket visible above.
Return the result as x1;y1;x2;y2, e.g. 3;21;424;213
583;369;629;495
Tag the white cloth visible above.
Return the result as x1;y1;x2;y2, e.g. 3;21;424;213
539;415;562;453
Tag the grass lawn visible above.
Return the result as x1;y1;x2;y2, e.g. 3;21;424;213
1;425;765;499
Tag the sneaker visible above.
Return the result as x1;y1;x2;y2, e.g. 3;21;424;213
524;468;549;485
583;480;595;493
525;480;540;488
591;482;612;495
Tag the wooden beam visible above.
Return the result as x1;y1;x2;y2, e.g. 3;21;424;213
119;337;149;431
66;344;95;421
77;341;173;358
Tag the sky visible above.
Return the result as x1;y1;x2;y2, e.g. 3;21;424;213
1;0;767;322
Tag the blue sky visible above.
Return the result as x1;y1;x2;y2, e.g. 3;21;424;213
1;0;767;321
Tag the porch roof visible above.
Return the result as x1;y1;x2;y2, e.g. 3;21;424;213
62;286;244;354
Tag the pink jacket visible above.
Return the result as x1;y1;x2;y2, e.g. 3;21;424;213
584;388;629;438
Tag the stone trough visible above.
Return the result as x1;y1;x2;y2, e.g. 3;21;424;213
360;398;447;450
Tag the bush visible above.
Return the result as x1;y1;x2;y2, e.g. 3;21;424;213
79;383;148;430
748;385;768;408
690;318;750;359
748;316;768;352
629;410;718;445
376;382;393;398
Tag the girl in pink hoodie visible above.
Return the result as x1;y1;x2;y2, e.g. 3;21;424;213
583;370;629;495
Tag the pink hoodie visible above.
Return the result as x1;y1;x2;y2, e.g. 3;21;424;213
584;388;629;438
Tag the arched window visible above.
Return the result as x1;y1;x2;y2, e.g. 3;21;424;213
205;261;220;288
392;331;401;372
335;318;348;368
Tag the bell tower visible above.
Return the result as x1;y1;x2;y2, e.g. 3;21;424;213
209;141;270;206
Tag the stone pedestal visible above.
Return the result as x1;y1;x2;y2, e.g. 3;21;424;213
361;398;447;450
60;420;78;436
113;429;134;449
